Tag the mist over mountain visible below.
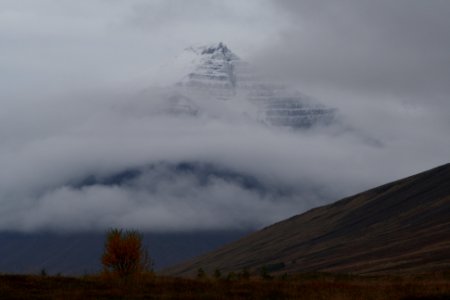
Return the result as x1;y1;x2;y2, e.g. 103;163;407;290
0;40;448;234
1;1;449;278
1;0;449;236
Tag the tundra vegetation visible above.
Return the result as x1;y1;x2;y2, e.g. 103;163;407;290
2;272;450;299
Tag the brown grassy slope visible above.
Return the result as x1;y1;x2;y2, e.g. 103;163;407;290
165;163;450;276
2;273;450;300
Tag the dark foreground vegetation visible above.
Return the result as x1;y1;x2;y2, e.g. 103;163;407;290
1;272;450;300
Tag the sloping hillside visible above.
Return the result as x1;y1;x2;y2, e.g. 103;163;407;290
166;163;450;276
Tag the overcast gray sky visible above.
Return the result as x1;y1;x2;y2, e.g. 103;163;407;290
0;0;449;232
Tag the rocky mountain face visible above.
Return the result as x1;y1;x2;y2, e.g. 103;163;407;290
158;42;336;128
165;163;450;276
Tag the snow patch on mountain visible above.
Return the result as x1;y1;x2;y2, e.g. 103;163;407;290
152;42;336;129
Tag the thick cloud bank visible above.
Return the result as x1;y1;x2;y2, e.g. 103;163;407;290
0;87;448;232
1;0;449;232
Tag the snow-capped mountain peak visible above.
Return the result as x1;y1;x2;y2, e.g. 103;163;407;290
153;43;336;128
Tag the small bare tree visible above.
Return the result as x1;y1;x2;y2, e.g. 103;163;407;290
101;228;151;278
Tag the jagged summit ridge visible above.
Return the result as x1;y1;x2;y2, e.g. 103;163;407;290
186;42;239;61
158;43;336;128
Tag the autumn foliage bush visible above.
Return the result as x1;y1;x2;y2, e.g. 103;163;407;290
101;229;151;278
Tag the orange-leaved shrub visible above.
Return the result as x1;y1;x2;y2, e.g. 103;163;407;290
101;228;151;278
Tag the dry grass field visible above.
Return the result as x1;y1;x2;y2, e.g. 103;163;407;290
1;272;450;300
